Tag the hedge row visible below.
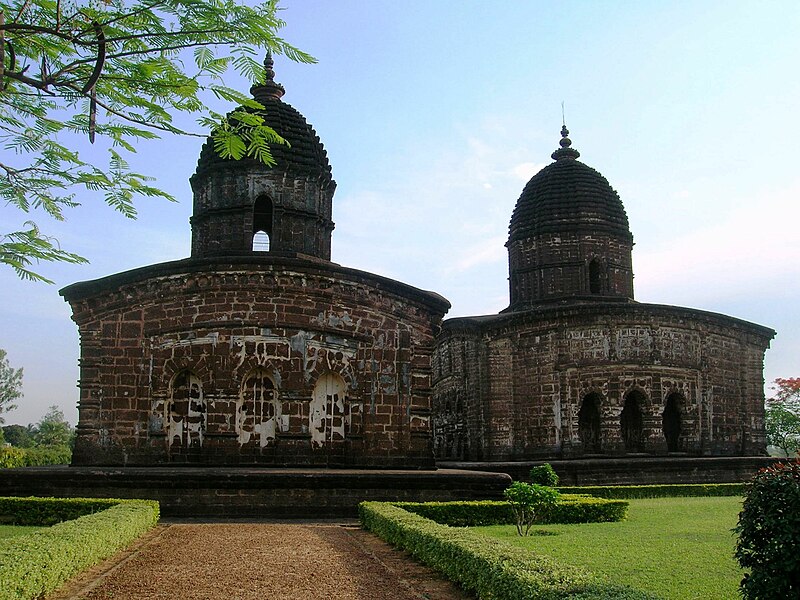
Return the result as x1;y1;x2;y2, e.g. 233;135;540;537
0;498;159;600
559;483;744;499
359;502;659;599
0;446;71;469
0;496;123;526
394;495;628;527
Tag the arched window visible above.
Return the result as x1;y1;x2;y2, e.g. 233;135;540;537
662;393;683;452
310;373;347;449
238;370;280;447
252;230;270;251
589;258;602;294
252;195;273;251
167;370;205;448
578;393;602;452
621;391;646;452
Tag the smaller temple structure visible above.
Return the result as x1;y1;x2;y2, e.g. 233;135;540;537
60;56;450;469
432;127;775;463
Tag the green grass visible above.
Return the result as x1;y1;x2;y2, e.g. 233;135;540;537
0;525;43;546
475;496;743;600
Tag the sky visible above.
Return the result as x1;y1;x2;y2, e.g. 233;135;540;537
1;1;799;426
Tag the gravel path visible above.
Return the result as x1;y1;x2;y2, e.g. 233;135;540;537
48;524;473;600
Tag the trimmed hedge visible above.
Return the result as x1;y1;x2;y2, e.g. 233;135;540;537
0;498;159;600
394;494;628;527
0;496;122;526
360;501;659;599
559;483;744;499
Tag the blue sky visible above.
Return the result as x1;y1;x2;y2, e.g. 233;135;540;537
1;1;799;425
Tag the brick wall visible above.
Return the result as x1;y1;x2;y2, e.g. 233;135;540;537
61;256;448;468
433;302;774;461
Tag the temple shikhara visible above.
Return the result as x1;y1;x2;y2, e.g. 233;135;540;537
60;58;774;474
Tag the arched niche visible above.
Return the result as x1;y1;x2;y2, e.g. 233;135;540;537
237;370;280;448
588;258;603;294
167;370;205;448
621;390;646;452
578;392;603;453
310;372;347;449
662;392;683;452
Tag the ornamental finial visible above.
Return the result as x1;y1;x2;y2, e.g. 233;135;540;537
551;123;580;161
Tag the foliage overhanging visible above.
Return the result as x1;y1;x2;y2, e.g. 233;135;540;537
0;0;314;282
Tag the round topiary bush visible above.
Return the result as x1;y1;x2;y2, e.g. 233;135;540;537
529;463;559;487
735;460;800;599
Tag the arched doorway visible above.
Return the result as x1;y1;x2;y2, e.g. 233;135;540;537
578;393;602;452
252;195;273;251
662;393;683;452
621;391;646;452
167;370;205;449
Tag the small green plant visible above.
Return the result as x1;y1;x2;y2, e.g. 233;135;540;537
504;481;560;536
530;463;560;486
735;460;800;599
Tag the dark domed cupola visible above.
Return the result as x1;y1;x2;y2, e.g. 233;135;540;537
190;53;336;260
505;126;635;309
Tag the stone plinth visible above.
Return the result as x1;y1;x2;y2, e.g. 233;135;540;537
0;467;511;518
439;456;779;486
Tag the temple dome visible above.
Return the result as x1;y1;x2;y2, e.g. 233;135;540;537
508;127;632;245
193;56;333;185
189;54;336;260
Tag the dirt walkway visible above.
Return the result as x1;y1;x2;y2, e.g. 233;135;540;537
48;523;473;600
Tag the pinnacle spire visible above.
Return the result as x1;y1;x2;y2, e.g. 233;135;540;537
250;50;285;102
551;124;580;161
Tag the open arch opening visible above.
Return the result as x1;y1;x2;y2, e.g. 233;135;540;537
621;391;646;452
578;392;602;452
662;393;683;452
588;258;602;294
167;370;205;448
252;195;273;251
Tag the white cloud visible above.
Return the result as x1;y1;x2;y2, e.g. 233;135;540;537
634;181;800;306
510;161;546;180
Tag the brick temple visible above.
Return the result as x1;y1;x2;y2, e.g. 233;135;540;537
60;56;449;468
58;58;775;479
432;127;775;463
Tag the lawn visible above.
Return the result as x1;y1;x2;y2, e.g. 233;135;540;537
0;524;43;546
475;496;743;600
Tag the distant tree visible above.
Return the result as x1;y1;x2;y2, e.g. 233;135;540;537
1;0;314;282
33;405;72;447
0;348;23;423
2;423;35;447
765;378;800;457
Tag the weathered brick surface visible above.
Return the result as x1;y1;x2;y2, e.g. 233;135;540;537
62;257;448;468
433;298;774;461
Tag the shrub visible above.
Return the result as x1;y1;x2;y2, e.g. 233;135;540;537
0;447;26;469
560;483;744;499
0;498;159;600
735;460;800;599
505;482;560;536
395;495;628;527
0;445;71;468
0;496;122;526
530;463;560;487
359;501;658;599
